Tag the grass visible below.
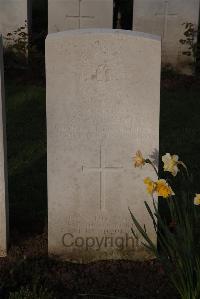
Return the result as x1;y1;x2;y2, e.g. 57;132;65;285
160;78;200;191
5;83;46;233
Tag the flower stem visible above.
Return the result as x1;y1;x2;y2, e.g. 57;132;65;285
146;159;159;178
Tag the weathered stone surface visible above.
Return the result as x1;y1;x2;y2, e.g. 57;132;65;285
48;0;113;33
46;29;161;263
0;0;28;44
133;0;200;73
0;36;8;257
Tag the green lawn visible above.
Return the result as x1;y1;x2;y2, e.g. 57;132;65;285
4;77;200;234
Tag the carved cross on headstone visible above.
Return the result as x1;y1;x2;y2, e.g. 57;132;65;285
65;0;95;29
82;145;123;211
155;0;177;38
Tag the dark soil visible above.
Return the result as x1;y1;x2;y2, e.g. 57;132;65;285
0;233;177;299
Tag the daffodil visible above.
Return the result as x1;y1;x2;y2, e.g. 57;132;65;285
194;194;200;206
144;177;174;198
162;153;180;176
133;150;146;168
156;179;175;198
144;177;156;195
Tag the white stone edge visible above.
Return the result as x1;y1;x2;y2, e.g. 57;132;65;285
46;29;161;42
0;34;9;256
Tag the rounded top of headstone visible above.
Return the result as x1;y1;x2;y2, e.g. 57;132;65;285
46;29;161;42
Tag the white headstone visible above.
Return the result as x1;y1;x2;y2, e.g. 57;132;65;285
48;0;113;33
46;29;161;262
0;36;8;257
133;0;200;74
0;0;28;44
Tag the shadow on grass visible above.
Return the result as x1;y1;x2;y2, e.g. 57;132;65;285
160;78;200;190
5;83;46;234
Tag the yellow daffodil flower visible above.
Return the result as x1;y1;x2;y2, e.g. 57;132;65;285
194;194;200;206
133;150;146;168
162;153;180;176
156;179;175;198
144;177;174;198
144;177;156;195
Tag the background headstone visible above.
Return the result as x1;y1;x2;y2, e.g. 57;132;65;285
133;0;200;73
48;0;113;33
0;0;29;44
0;36;8;257
46;29;161;262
